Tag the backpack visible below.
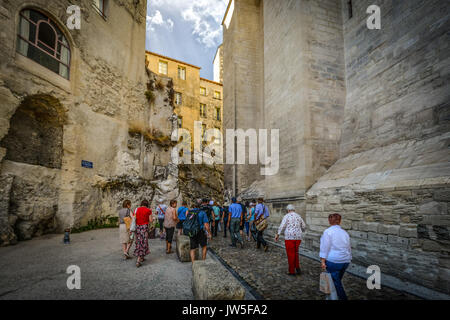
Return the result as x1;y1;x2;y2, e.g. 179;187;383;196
201;205;213;222
157;205;166;219
183;209;200;237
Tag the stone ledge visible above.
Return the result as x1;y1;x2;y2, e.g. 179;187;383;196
192;259;246;300
176;235;200;262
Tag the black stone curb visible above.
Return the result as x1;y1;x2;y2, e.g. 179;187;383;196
208;247;265;300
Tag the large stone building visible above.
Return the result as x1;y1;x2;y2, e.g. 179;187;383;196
222;0;450;297
146;51;225;205
0;0;180;245
213;44;223;84
146;51;223;154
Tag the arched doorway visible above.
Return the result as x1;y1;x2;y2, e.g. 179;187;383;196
0;94;66;243
1;94;65;168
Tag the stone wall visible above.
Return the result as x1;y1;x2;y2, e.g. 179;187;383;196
302;0;450;295
178;164;224;206
222;0;264;196
226;0;450;296
262;0;346;201
303;186;450;294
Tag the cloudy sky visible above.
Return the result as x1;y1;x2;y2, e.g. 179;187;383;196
145;0;229;80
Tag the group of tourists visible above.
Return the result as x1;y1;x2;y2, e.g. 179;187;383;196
118;196;352;300
273;205;351;300
224;197;270;251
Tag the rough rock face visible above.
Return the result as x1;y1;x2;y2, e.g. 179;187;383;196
192;260;246;300
1;161;61;241
0;0;184;245
0;175;15;246
178;164;224;205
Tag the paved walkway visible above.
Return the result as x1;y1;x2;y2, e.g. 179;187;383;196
0;228;193;299
208;232;419;300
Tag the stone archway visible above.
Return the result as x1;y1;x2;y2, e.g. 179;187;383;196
0;94;66;245
0;94;65;168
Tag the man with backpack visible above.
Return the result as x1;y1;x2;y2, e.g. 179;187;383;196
183;202;211;262
200;198;214;238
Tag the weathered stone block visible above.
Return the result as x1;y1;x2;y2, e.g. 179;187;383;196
420;215;450;226
433;225;450;241
359;222;379;232
419;201;447;215
387;235;409;248
378;224;400;235
399;224;418;238
327;195;340;205
421;239;442;252
368;232;388;242
0;174;16;246
348;230;368;239
311;217;328;226
324;203;343;211
340;219;352;230
344;212;363;220
176;235;199;262
433;189;450;202
393;205;416;214
192;260;245;300
311;204;324;212
408;238;420;248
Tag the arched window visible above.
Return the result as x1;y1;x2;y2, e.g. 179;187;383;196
17;9;71;79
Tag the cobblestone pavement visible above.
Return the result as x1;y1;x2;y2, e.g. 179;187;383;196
0;229;193;299
208;233;420;300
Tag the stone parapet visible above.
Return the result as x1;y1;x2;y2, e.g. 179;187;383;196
176;235;199;262
192;259;246;300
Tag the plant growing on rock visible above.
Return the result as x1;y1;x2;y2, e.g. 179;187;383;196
71;216;119;233
155;79;165;91
145;90;155;103
128;121;177;148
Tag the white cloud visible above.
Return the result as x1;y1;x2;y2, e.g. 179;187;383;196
167;18;174;31
148;0;229;48
146;10;174;32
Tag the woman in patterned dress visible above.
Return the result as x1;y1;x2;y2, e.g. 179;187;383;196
133;199;152;267
275;204;306;276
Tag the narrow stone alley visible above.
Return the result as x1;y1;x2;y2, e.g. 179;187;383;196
208;234;419;300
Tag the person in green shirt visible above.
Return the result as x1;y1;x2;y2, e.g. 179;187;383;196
212;202;221;237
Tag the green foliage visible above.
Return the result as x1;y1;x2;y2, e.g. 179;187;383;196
155;80;165;91
71;216;119;234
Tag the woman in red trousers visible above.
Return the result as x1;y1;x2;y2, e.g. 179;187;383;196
275;204;306;276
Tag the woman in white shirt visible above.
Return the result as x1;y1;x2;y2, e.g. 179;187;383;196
275;204;306;276
319;213;352;300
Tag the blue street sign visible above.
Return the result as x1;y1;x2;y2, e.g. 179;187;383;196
81;160;93;169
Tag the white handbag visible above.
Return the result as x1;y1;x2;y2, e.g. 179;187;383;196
130;209;137;232
319;272;338;300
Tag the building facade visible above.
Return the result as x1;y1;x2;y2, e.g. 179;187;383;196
213;44;223;84
146;51;223;156
222;0;450;297
0;0;180;246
